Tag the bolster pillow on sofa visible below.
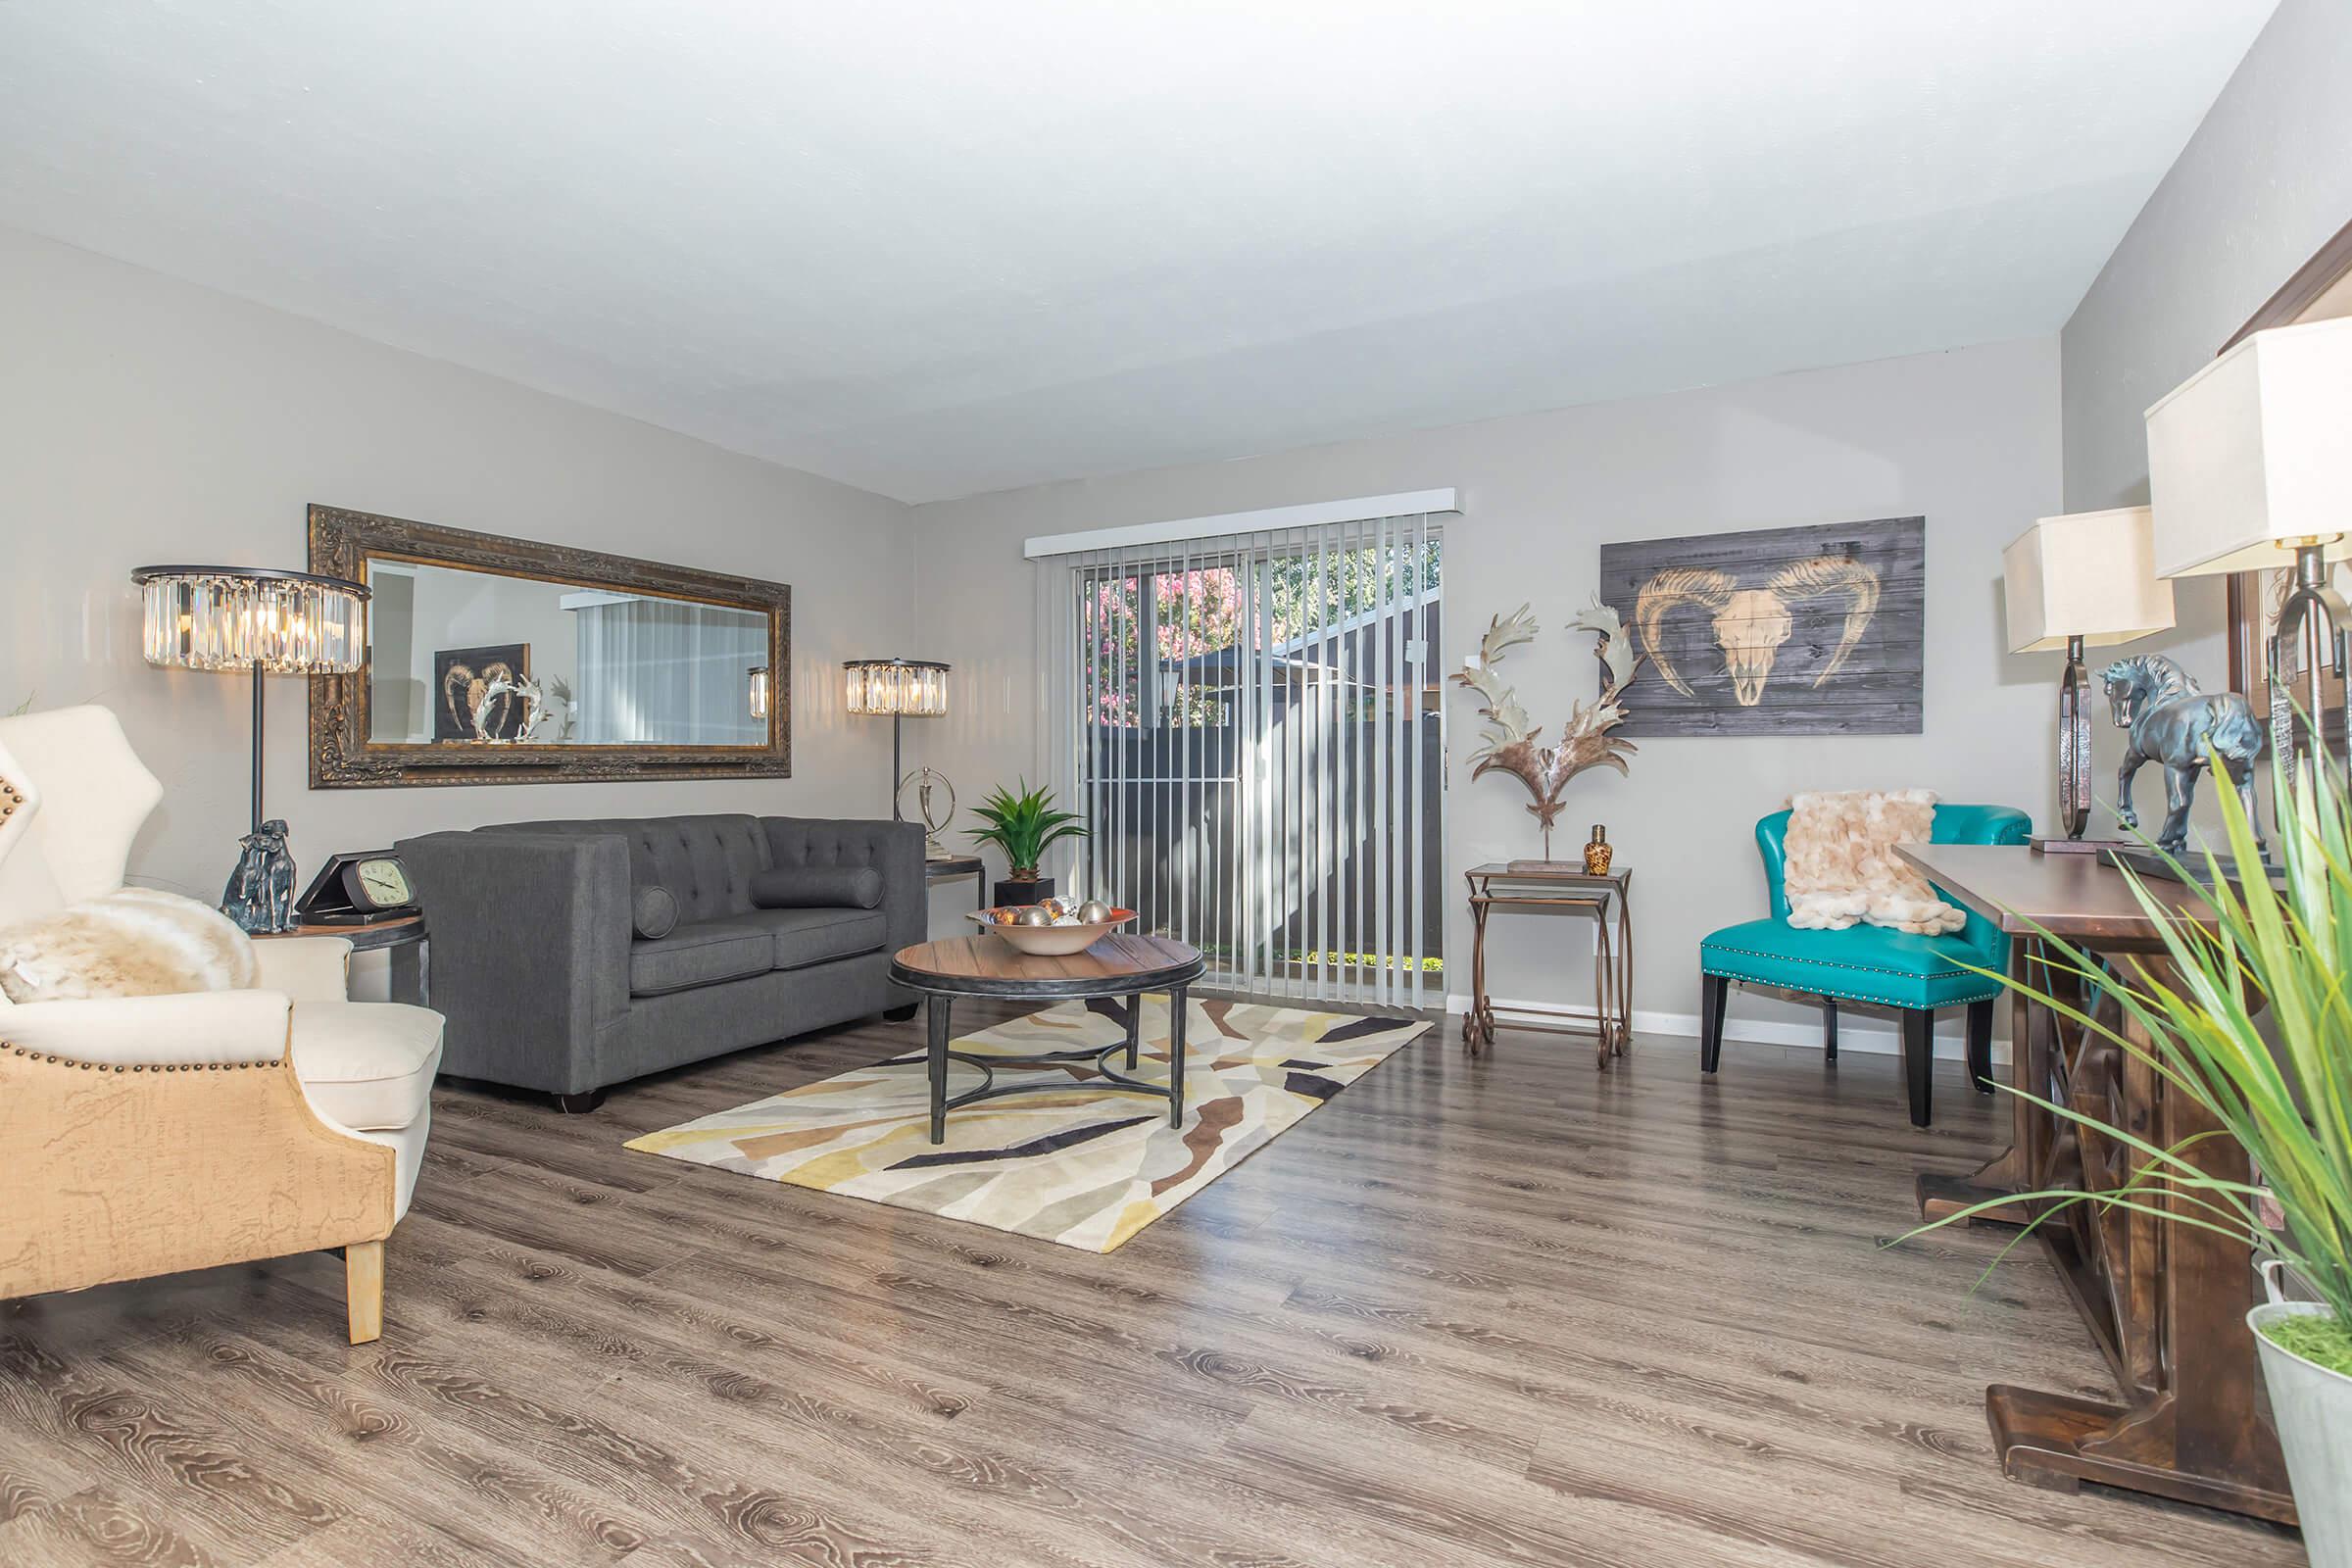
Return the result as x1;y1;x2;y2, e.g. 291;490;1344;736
631;885;680;940
751;865;884;909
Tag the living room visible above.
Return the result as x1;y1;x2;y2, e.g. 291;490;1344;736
3;3;2349;1565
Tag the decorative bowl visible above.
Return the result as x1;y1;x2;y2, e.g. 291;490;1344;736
967;905;1136;956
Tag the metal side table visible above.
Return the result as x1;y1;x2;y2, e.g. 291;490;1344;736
925;853;988;912
1462;863;1632;1065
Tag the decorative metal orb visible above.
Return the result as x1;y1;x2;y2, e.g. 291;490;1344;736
1012;906;1054;927
1076;900;1114;924
895;766;956;857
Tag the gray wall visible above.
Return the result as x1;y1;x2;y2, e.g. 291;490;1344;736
2062;0;2352;514
0;225;917;906
909;337;2064;1047
2058;0;2352;834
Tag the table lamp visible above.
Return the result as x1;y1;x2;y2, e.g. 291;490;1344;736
2002;508;2176;851
132;564;370;932
2146;316;2352;777
843;657;949;831
747;664;771;719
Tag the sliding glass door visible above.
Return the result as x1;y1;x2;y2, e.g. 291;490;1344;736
1040;512;1443;1005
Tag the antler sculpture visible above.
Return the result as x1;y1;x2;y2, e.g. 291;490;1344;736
473;673;553;744
1452;601;1641;859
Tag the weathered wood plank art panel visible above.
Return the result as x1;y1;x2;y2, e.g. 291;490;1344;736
1598;515;1924;736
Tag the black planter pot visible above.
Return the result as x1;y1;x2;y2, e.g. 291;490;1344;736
992;875;1055;907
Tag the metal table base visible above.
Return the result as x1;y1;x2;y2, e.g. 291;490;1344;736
923;988;1190;1143
1462;863;1634;1066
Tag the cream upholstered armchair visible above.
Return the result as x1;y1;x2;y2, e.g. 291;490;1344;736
0;706;442;1343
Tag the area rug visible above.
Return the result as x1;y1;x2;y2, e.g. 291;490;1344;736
624;995;1427;1252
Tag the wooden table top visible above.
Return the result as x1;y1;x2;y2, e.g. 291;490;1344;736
891;931;1204;998
923;855;984;875
252;914;426;952
1897;843;2215;941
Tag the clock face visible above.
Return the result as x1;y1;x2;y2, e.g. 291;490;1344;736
353;857;413;907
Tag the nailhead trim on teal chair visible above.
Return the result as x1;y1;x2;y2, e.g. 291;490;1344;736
1698;803;2032;1127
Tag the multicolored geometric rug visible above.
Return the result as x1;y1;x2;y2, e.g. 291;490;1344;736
624;994;1427;1252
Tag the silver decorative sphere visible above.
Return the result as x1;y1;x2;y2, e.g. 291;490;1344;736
1012;906;1054;927
1076;900;1114;924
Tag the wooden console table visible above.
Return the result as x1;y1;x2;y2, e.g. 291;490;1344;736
1896;844;2293;1525
1462;863;1631;1066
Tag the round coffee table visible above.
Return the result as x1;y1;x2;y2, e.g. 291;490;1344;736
889;932;1206;1145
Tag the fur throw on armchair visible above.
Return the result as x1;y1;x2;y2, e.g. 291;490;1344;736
1781;790;1966;936
0;886;258;1004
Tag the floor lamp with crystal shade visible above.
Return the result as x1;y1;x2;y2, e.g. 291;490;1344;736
2002;508;2176;852
131;564;370;932
843;658;949;832
2147;315;2352;780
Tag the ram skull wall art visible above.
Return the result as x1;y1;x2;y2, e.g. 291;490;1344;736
432;643;531;742
1597;516;1926;737
1452;601;1640;860
1638;556;1880;707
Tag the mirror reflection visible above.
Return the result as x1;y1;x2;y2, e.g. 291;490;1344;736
364;559;768;747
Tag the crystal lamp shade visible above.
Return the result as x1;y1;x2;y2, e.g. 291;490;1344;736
843;658;949;716
133;565;370;674
748;663;770;719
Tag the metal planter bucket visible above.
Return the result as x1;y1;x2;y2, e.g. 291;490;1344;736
2251;1263;2352;1567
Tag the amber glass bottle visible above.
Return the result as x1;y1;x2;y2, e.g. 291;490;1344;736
1583;824;1612;875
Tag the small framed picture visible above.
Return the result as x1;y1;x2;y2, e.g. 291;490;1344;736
432;643;531;741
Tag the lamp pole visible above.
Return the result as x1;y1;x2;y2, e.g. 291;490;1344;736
250;662;268;834
2268;538;2346;780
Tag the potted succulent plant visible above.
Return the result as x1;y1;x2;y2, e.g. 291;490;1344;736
1905;748;2351;1560
967;780;1087;906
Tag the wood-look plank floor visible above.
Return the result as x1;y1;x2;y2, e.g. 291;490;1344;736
0;1008;2310;1568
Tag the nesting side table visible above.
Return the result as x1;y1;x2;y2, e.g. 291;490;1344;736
924;854;988;912
255;913;429;1006
1462;863;1632;1065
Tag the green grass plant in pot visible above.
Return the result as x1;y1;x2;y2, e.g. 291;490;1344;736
1902;748;2351;1558
968;780;1087;906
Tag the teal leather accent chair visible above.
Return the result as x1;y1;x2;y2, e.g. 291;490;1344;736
1698;804;2031;1127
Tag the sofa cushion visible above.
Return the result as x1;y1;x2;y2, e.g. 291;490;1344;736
1699;917;2005;1011
291;1001;444;1132
751;864;883;910
629;919;776;997
484;814;769;923
737;906;890;970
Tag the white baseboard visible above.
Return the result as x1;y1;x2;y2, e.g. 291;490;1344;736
1443;992;2012;1066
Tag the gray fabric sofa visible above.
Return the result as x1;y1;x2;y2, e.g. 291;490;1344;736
397;813;924;1109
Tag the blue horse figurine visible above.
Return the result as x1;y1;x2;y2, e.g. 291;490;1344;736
2101;654;2264;855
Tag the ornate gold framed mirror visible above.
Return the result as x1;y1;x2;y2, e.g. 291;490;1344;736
307;504;790;787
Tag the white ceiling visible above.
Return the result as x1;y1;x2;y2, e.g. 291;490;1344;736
0;1;2278;503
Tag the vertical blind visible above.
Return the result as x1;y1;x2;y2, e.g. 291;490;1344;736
571;597;766;745
1033;511;1444;1006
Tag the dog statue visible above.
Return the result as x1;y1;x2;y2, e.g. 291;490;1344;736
221;818;298;933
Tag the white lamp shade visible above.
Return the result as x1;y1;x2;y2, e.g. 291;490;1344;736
2145;316;2352;579
2001;507;2176;655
